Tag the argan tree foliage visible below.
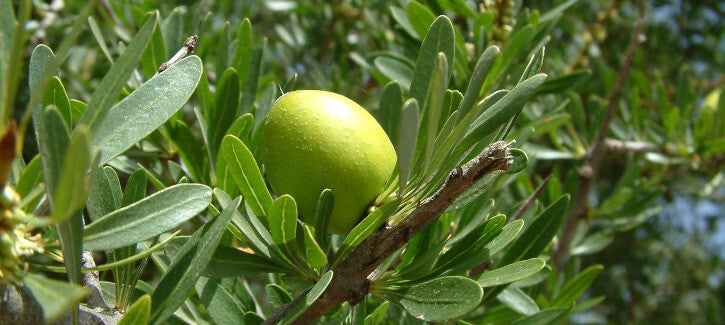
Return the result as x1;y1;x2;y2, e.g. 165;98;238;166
0;0;722;324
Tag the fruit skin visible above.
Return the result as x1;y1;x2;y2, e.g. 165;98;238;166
261;90;397;234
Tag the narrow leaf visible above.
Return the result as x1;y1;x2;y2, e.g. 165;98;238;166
269;194;298;246
42;77;72;129
22;274;89;324
122;168;148;206
266;284;292;308
496;195;570;267
91;55;203;165
195;277;246;325
549;264;603;308
279;271;333;325
150;196;240;325
375;82;404;145
397;99;419;197
458;45;500;120
313;189;334;251
79;14;157;133
202;245;287;278
118;295;151;325
395;276;482;322
497;288;540;316
221;134;273;216
84;184;212;251
209;68;240;164
53;125;91;222
302;223;327;269
477;258;546;287
409;16;455;107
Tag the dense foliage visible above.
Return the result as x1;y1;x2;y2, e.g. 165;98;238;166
0;0;722;324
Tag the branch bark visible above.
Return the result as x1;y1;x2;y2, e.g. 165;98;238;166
264;141;514;324
553;2;648;269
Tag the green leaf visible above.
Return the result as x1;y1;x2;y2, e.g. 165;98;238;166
540;0;581;22
150;196;240;325
269;194;298;245
221;135;273;216
168;120;207;183
389;6;419;40
418;52;449;174
241;38;265;114
498;287;540;316
16;155;42;209
141;14;167;78
301;223;327;269
537;69;591;95
39;106;84;286
118;294;151;325
409;16;455;108
477;258;546;287
233;18;252;86
506;149;529;174
393;276;482;322
406;1;436;39
227;113;255;143
549;264;603;308
374;57;413;90
91;55;203;165
464;74;548;147
364;301;390;325
511;265;551;288
53;125;91;222
22;273;89;324
69;99;86;121
195;277;246;325
161;8;183;57
482;25;535;92
397;99;419;197
42;77;72;129
571;231;613;256
87;16;114;64
265;284;292;308
39;106;69;203
510;307;571;325
446;170;503;212
202;245;286;278
438;0;476;18
79;14;157;133
434;214;507;277
209;68;240;165
215;188;273;259
313;189;334;251
497;195;570;267
216;22;231;79
279;270;333;325
122;168;148;206
458;45;500;121
29;45;56;145
84;184;212;251
572;295;605;313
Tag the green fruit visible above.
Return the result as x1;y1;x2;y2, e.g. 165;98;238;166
261;90;397;234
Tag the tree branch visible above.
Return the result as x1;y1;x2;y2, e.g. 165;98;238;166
553;2;647;269
265;141;514;324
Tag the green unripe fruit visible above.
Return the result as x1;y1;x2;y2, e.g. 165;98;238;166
261;90;397;234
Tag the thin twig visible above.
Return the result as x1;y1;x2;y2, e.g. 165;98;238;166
264;141;514;325
511;174;552;221
553;2;648;269
157;35;198;74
